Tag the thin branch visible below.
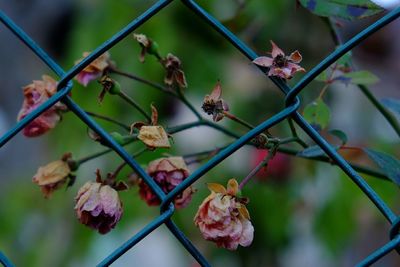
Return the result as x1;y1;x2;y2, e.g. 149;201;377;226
118;90;152;123
85;110;131;131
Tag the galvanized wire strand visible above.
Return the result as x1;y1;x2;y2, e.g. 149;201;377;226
356;235;400;267
97;205;175;266
0;252;14;267
1;1;400;266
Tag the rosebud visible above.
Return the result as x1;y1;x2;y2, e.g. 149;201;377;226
163;53;187;88
75;179;123;234
17;75;67;137
202;81;229;122
253;41;305;80
194;179;254;250
75;52;111;86
32;158;71;198
138;157;195;209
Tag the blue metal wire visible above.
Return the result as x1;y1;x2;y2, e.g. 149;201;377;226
0;252;14;267
1;1;400;266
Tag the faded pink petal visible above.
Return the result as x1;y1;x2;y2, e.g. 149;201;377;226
252;56;274;67
270;40;285;58
76;71;102;87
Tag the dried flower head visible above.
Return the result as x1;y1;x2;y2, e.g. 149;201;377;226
163;53;187;88
137;125;171;149
253;41;305;80
139;157;195;209
202;81;229;122
194;179;254;250
74;170;123;234
75;52;111;86
133;33;160;62
17;75;67;137
32;154;72;198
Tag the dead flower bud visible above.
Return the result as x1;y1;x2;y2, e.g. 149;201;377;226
253;41;305;80
133;33;160;62
202;81;229;122
163;53;187;88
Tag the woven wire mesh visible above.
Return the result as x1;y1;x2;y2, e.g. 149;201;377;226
1;1;400;266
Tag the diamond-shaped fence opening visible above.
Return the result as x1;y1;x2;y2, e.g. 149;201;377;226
1;1;400;266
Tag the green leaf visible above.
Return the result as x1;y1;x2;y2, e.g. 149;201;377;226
299;0;384;20
297;145;340;158
364;148;400;186
342;70;379;85
329;129;348;145
303;99;331;130
382;98;400;116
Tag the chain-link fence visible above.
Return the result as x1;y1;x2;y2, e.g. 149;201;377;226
1;1;400;266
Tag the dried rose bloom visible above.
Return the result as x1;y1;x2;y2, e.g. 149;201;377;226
32;158;71;198
133;33;160;62
253;41;305;80
139;157;195;209
194;179;254;250
17;75;67;137
202;81;229;122
163;53;187;88
75;172;123;234
137;125;171;149
75;52;111;86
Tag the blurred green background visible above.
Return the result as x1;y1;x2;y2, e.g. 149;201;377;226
1;0;400;266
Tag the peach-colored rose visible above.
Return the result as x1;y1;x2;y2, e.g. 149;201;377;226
139;157;195;209
253;41;305;80
17;75;66;137
194;179;254;250
75;181;123;234
75;52;110;86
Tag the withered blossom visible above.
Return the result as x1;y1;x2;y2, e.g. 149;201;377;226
202;81;229;122
253;41;305;80
75;52;111;86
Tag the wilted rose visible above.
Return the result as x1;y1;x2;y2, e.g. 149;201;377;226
194;179;254;250
75;174;123;234
17;75;66;137
32;158;71;198
253;41;305;80
138;157;195;209
75;52;111;86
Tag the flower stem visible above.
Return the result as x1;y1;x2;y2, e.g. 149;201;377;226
287;118;308;148
85;110;131;131
109;67;173;95
176;87;203;120
239;146;277;190
223;111;254;130
117;91;152;123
